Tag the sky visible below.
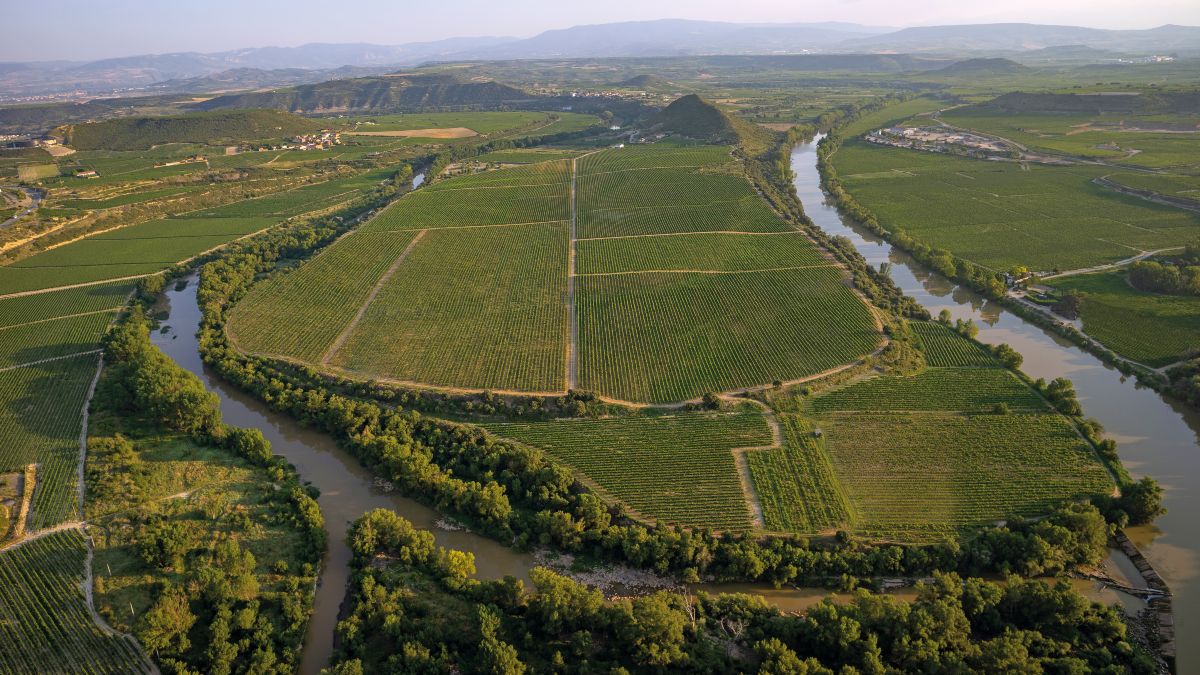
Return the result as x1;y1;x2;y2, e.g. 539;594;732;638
5;0;1200;62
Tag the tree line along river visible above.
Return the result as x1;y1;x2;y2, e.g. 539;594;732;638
148;146;1196;673
791;135;1199;671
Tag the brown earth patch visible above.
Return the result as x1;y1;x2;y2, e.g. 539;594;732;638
350;127;478;139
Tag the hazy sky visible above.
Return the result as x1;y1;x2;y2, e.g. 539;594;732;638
5;0;1199;62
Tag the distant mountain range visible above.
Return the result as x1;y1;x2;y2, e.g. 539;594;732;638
3;20;1198;99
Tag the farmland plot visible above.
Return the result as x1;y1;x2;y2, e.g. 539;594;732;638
366;182;568;230
747;414;854;533
484;412;772;530
911;321;1000;367
0;530;150;674
1050;271;1200;367
576;231;827;275
835;140;1200;272
576;267;880;403
821;413;1113;540
228;230;420;363
0;354;98;529
332;222;568;392
810;368;1046;413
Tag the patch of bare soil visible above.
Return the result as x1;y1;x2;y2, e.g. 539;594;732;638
350;127;478;139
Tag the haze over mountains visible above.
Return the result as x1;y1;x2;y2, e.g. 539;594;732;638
3;19;1198;98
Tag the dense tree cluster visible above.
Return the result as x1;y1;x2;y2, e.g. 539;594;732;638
97;311;326;674
330;510;1154;674
1128;259;1200;296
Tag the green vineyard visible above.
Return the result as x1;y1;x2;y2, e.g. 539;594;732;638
746;415;855;533
0;530;151;674
484;412;772;530
821;413;1113;540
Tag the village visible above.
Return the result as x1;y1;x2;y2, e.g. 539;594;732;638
865;125;1015;159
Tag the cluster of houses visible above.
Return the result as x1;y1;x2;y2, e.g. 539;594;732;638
866;126;1013;158
228;130;341;154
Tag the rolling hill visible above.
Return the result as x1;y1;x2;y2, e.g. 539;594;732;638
58;109;322;150
190;74;535;113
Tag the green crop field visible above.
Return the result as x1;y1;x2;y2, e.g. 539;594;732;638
0;354;99;529
810;368;1047;413
576;231;828;275
834;139;1200;272
0;530;150;674
911;322;1000;367
579;198;790;238
747;414;854;533
821;413;1113;540
1106;172;1200;199
331;221;569;391
0;312;113;368
576;267;880;403
228;231;421;362
940;109;1200;171
484;412;772;530
1050;271;1200;367
230;143;880;402
477;149;585;164
343;111;550;134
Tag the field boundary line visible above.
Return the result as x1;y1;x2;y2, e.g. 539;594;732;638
381;219;567;232
722;398;783;530
0;349;102;373
0;274;156;300
577;230;806;241
585;198;749;213
0;307;122;331
573;264;839;278
566;151;600;391
320;229;428;365
420;181;564;192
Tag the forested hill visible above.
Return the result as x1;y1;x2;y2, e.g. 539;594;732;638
980;91;1200;114
191;74;536;113
59;109;321;150
652;94;773;148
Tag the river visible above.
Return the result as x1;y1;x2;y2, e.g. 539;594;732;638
791;135;1200;669
146;148;1197;671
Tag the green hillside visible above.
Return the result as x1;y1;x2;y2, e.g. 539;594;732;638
60;109;322;150
652;94;775;150
191;74;535;113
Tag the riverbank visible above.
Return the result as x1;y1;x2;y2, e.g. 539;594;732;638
790;136;1198;672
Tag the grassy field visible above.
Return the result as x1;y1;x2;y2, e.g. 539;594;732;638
342;111;549;134
577;267;880;403
834;139;1200;272
1049;271;1200;367
484;412;772;530
332;221;569;391
821;413;1113;540
0;529;150;674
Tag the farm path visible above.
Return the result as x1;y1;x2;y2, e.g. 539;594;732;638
0;349;101;373
0;274;154;300
565;150;602;391
577;230;803;241
723;397;784;530
319;229;427;365
1038;246;1183;280
0;307;122;330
